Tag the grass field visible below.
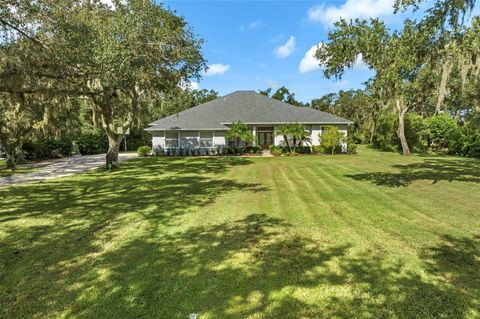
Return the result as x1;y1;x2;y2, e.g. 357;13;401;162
1;146;479;318
0;159;39;177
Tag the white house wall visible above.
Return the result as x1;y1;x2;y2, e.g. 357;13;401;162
310;125;322;146
179;131;200;148
213;131;226;146
152;131;165;149
151;124;348;148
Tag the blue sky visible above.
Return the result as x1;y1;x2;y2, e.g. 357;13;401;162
162;0;420;102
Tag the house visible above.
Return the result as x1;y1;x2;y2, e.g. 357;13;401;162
146;90;352;150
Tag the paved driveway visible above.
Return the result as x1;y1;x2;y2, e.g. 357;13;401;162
0;153;137;188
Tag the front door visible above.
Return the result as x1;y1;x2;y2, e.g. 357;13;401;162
258;131;273;149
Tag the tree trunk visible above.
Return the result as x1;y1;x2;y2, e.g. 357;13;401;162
369;119;377;144
283;135;291;152
5;152;16;170
292;136;297;153
106;133;122;166
397;109;410;156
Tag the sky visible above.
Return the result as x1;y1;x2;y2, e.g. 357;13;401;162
161;0;423;102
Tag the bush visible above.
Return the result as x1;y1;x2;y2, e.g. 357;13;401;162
77;127;108;155
23;134;75;159
137;146;151;157
320;127;344;154
120;127;151;152
297;146;312;154
423;115;460;150
372;112;426;153
312;145;323;154
449;125;480;158
152;145;165;156
269;145;283;156
372;113;398;152
347;143;357;154
244;146;262;154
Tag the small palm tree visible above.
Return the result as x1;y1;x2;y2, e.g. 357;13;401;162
276;123;311;153
226;122;254;147
275;124;292;152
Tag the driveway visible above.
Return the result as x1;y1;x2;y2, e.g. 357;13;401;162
0;153;137;188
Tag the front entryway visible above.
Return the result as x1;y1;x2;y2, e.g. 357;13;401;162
257;127;274;149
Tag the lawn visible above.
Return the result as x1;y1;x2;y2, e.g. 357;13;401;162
0;159;39;178
1;146;479;318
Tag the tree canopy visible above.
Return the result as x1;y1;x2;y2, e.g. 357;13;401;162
0;0;205;167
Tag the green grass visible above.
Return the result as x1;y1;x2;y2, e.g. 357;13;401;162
1;146;479;318
0;158;39;177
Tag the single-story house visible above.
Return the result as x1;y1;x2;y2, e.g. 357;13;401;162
146;90;352;150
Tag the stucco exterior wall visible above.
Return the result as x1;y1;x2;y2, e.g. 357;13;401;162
152;131;165;149
151;130;228;148
213;131;226;146
151;124;349;149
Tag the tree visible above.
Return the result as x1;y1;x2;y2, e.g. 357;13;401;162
0;0;206;167
320;127;345;155
225;122;254;148
275;123;311;153
311;93;337;112
259;86;304;106
79;1;205;166
155;88;218;120
395;0;478;115
316;18;431;155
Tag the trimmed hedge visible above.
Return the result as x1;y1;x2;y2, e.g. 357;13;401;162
137;146;152;157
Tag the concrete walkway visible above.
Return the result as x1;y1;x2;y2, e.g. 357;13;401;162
0;153;137;188
261;149;274;157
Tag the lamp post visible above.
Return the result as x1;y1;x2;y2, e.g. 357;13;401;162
117;127;131;152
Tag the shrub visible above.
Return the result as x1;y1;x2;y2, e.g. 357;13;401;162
449;125;480;158
137;146;151;157
346;136;358;154
77;127;108;155
423;115;460;150
121;127;151;152
320;127;345;154
269;145;283;156
312;145;323;154
372;113;398;152
347;143;357;154
23;135;74;159
405;113;427;152
297;146;312;154
372;112;426;153
152;145;165;156
244;146;262;154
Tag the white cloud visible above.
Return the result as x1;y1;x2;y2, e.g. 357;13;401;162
353;53;368;70
240;20;265;31
178;80;200;91
204;64;230;76
334;79;350;88
266;79;279;89
189;81;200;90
299;44;367;74
307;0;394;27
274;36;296;58
299;43;323;74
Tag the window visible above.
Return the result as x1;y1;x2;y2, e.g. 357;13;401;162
165;131;178;148
200;131;214;147
257;126;274;132
180;131;199;148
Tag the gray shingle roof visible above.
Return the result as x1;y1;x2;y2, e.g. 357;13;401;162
146;90;352;131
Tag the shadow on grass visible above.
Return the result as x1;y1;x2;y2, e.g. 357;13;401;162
346;157;480;187
324;234;480;318
1;157;479;318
